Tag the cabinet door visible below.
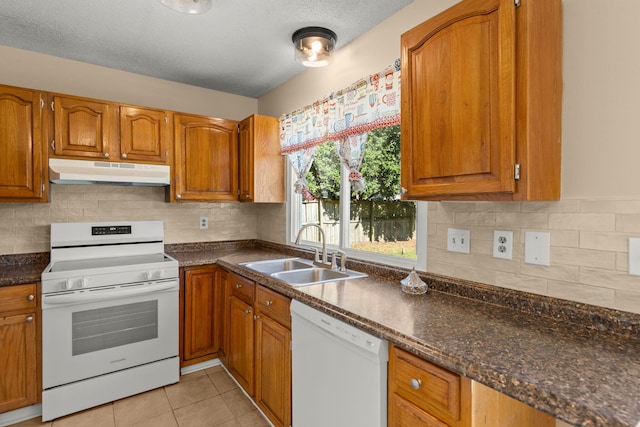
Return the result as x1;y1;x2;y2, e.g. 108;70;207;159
183;267;221;363
0;311;37;413
120;106;171;164
0;86;47;202
255;314;291;427
401;0;516;198
238;115;284;203
53;95;118;160
238;116;254;201
227;295;254;395
173;113;238;201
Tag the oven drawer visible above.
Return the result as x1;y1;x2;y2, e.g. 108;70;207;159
0;284;37;312
230;273;255;304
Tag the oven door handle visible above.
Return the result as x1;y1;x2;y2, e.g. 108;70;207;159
42;280;178;305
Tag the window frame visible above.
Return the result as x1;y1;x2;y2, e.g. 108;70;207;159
286;158;427;271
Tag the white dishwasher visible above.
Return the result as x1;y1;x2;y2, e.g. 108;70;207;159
290;300;388;427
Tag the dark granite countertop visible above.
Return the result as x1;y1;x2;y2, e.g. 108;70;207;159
3;242;639;426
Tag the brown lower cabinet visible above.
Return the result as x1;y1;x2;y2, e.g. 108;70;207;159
224;272;291;427
0;284;40;414
181;266;224;366
388;344;554;427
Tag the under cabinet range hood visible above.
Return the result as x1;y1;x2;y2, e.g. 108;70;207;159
49;158;170;186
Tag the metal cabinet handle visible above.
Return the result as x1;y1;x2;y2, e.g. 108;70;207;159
235;283;242;289
410;378;422;390
26;316;34;322
104;152;110;158
176;194;182;199
265;300;273;306
27;294;35;301
121;153;128;159
244;309;252;315
253;314;260;320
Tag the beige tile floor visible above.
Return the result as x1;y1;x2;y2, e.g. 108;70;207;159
9;366;271;427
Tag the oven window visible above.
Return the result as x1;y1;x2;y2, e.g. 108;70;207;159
72;300;158;356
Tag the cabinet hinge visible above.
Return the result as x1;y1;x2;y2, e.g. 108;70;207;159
514;163;521;181
515;0;521;7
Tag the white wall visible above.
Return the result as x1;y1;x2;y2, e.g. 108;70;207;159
257;0;640;314
0;45;257;120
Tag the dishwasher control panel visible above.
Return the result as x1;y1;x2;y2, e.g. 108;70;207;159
291;299;386;356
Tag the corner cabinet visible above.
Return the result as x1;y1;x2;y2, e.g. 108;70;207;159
170;113;238;202
388;344;554;427
0;284;39;414
400;0;562;201
0;85;48;202
238;115;284;203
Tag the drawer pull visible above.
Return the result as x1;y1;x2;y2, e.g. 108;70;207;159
27;294;35;301
235;283;242;289
244;309;252;315
410;378;422;390
26;316;34;322
265;300;273;306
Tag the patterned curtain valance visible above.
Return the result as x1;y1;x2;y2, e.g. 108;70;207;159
279;59;401;154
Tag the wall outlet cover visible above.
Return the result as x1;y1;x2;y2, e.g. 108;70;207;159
524;231;550;266
629;238;640;276
200;216;209;230
493;230;513;260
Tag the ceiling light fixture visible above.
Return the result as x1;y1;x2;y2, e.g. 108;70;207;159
158;0;212;14
292;27;337;67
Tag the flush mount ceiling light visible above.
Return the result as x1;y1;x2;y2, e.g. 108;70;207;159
158;0;212;14
292;27;337;67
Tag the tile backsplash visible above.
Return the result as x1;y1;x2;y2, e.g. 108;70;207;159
427;200;640;314
2;185;639;315
0;184;260;254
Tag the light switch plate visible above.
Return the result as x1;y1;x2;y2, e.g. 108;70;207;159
524;231;550;266
629;238;640;276
447;228;470;254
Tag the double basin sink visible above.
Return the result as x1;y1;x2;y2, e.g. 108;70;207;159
239;257;367;287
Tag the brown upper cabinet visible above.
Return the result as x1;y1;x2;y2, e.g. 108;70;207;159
50;94;172;165
400;0;562;201
170;113;239;202
238;114;284;203
0;85;48;202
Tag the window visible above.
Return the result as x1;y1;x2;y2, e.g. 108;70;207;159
289;125;427;269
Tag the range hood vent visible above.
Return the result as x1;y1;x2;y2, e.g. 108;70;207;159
49;158;170;186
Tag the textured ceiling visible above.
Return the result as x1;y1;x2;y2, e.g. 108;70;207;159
0;0;412;98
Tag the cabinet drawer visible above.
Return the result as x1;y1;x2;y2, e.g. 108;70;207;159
255;286;290;328
390;345;461;425
230;273;255;304
0;284;37;313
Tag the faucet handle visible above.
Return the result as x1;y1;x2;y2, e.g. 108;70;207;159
313;248;320;263
336;250;347;272
330;252;338;270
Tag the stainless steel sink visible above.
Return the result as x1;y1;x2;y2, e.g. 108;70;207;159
240;258;314;275
240;257;367;287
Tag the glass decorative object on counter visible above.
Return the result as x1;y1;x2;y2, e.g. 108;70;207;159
401;267;428;295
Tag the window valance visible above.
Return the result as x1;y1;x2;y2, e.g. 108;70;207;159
280;60;401;200
280;60;401;154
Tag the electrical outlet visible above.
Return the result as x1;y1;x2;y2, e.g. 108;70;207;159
199;216;208;230
493;230;513;260
447;228;470;254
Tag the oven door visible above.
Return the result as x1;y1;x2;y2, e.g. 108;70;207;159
42;280;178;390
